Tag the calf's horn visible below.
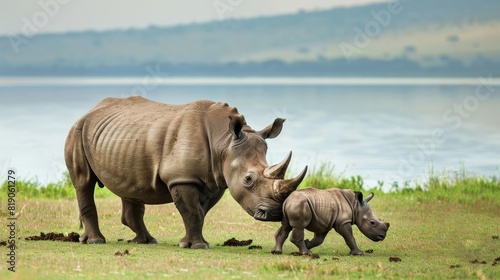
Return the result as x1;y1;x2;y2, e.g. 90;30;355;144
273;165;308;201
364;192;374;203
264;151;292;179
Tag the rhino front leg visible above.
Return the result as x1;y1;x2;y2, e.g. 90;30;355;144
121;198;158;244
305;232;328;250
271;223;292;254
338;223;364;255
290;227;311;255
170;184;209;249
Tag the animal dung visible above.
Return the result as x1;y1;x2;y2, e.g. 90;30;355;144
365;249;374;254
469;259;487;264
309;253;320;259
248;245;262;250
222;237;252;247
114;249;130;256
24;232;80;242
389;256;402;262
449;264;461;269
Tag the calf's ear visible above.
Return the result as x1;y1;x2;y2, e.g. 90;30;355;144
258;118;285;139
354;191;364;205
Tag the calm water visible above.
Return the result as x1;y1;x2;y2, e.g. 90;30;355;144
1;77;499;191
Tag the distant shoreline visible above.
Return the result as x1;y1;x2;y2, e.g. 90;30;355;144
2;76;500;87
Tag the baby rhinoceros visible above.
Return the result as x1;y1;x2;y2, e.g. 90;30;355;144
271;187;389;256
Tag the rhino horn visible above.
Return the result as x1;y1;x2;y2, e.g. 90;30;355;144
264;151;292;179
273;166;308;201
364;192;374;203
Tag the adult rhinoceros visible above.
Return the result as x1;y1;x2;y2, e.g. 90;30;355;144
64;96;307;249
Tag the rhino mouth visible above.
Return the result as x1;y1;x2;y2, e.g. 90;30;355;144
253;208;283;222
372;234;386;242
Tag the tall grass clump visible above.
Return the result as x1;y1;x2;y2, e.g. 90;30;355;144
0;171;114;199
389;164;500;203
298;162;365;191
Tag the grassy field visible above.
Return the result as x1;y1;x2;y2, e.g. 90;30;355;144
0;167;499;279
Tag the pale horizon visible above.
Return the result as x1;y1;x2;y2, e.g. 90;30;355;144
1;0;389;36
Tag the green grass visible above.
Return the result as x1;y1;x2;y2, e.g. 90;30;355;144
0;192;498;279
0;164;499;279
0;172;114;200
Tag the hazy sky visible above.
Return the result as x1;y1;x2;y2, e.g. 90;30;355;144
2;0;388;35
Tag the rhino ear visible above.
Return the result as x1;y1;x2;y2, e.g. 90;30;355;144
229;115;245;139
354;191;364;205
258;118;285;139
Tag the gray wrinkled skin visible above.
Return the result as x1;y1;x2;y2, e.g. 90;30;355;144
271;188;390;256
65;97;307;248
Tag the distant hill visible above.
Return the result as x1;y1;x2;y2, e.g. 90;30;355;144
1;0;499;77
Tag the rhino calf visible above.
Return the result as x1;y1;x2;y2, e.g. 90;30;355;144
271;188;389;256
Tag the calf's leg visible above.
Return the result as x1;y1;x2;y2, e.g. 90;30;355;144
290;227;311;255
305;232;328;249
271;222;292;254
338;223;364;255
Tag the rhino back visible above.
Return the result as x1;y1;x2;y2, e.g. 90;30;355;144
284;188;354;233
77;97;235;203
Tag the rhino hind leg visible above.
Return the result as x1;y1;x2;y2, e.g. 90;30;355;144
290;227;311;255
305;232;328;250
121;198;158;244
75;184;106;244
170;184;209;249
65;125;105;244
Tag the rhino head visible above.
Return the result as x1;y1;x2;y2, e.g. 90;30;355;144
223;115;307;222
353;192;390;242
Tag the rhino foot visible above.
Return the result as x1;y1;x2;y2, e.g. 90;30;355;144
131;236;158;244
191;243;209;249
350;249;365;256
179;241;209;249
290;251;312;256
80;235;105;244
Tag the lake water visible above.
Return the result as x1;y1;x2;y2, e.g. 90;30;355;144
1;77;499;191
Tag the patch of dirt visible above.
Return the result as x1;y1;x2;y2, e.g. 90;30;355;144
332;257;340;261
469;259;487;264
25;232;80;242
115;249;130;256
248;245;262;250
492;256;500;266
222;237;252;247
117;239;124;242
389;256;402;262
365;249;374;254
450;264;461;269
492;235;499;239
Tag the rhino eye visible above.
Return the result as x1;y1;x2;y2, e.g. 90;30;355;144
370;220;376;225
242;173;255;187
